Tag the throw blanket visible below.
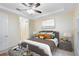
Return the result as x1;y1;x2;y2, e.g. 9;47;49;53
30;37;56;51
27;37;56;56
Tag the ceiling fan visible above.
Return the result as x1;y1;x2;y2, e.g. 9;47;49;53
16;3;42;14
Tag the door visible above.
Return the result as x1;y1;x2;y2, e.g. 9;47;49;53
19;17;29;41
0;15;8;51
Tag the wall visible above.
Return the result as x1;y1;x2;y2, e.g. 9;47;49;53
0;9;21;51
30;13;73;37
73;4;79;55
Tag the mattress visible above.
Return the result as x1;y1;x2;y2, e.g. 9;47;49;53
24;37;58;56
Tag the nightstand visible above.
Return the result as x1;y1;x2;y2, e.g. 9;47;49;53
59;40;73;51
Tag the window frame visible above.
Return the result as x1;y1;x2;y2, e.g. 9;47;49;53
41;19;55;29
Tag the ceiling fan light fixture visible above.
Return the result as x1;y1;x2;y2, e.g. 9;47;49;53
26;9;35;14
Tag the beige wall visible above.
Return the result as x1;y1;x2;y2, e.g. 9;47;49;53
72;4;79;55
30;13;73;37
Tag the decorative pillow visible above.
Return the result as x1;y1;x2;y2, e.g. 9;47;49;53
44;34;51;39
51;32;56;39
34;32;56;39
38;34;45;39
36;34;51;39
39;35;44;39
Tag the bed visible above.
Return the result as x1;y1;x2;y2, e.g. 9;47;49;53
24;31;59;56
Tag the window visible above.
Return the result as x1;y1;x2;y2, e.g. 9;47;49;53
42;19;55;29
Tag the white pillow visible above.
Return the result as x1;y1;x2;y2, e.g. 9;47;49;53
50;38;58;46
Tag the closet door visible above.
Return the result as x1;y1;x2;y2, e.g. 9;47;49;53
0;15;8;51
19;17;29;41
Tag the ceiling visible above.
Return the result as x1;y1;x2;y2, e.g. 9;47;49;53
0;3;77;19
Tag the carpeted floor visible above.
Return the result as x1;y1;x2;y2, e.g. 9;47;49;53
0;52;9;56
52;48;74;56
0;48;74;56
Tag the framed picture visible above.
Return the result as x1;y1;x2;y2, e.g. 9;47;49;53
41;19;55;29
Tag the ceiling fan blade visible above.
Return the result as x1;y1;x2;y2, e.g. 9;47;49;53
16;8;27;11
22;3;34;7
34;10;42;13
16;8;21;11
22;3;40;8
22;3;27;6
35;3;40;7
28;3;34;6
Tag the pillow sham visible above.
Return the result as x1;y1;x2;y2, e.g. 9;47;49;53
34;32;56;39
38;34;51;39
51;32;56;39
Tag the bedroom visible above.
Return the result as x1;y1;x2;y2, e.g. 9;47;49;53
0;3;79;56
